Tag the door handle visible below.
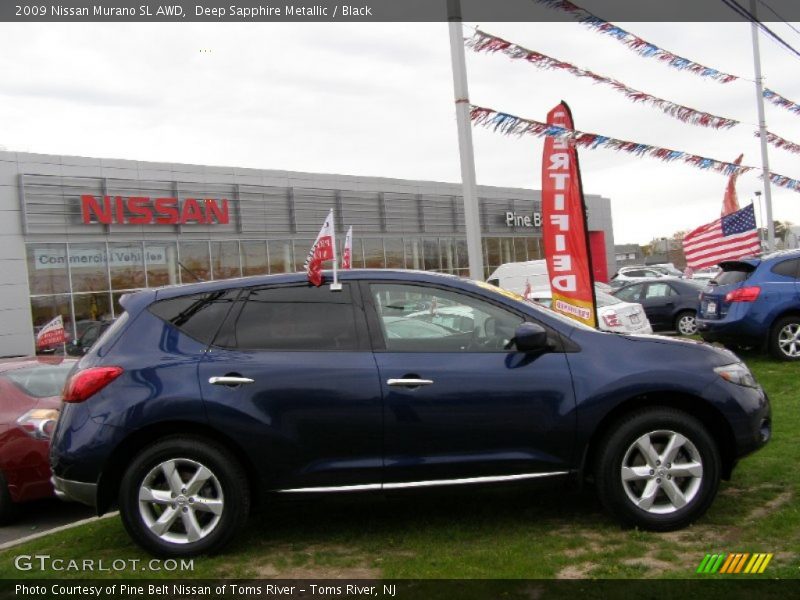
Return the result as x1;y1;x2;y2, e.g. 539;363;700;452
387;378;434;387
209;376;255;386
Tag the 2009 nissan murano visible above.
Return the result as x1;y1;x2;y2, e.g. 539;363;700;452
51;270;771;556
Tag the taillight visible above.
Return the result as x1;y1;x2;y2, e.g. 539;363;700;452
725;286;761;303
17;409;60;439
63;366;123;403
602;312;622;328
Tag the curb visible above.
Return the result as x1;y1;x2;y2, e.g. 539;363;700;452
0;511;118;551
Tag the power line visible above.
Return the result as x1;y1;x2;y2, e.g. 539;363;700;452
757;0;800;41
720;0;800;60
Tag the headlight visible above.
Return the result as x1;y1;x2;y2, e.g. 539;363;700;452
714;363;758;389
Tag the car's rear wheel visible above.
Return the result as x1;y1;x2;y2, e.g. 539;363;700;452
675;311;698;336
769;316;800;361
119;436;249;557
595;408;720;531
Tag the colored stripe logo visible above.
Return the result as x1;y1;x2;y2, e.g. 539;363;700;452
697;553;773;574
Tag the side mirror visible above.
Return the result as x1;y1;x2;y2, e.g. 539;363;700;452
509;322;549;353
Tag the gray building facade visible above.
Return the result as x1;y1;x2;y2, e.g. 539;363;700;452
0;151;615;357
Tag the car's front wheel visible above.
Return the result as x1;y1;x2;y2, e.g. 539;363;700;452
675;311;698;336
595;408;720;531
119;436;250;557
769;315;800;361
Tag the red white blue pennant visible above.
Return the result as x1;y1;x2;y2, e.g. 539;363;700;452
470;104;800;193
466;30;739;130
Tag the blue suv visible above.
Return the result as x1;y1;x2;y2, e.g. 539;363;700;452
51;270;770;556
697;250;800;360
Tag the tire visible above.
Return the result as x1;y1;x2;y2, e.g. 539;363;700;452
0;472;18;525
594;408;720;531
768;315;800;361
675;311;698;336
119;436;250;557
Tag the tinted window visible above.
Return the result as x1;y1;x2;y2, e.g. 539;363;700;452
644;283;672;299
715;267;754;286
370;283;524;352
771;259;800;279
150;290;239;345
595;290;621;307
231;285;358;351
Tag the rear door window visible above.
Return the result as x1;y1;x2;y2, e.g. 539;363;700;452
224;284;360;351
771;258;800;279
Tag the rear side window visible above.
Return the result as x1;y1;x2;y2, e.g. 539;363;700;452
771;259;800;279
149;290;239;345
225;285;359;351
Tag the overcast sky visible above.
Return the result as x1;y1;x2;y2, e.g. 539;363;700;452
1;19;799;245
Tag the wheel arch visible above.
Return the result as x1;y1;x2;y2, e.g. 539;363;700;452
579;391;738;483
96;421;259;515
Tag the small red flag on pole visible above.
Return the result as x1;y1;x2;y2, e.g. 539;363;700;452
303;209;337;287
342;226;353;270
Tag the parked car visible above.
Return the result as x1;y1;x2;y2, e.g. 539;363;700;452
613;278;704;336
526;287;652;335
0;356;76;521
51;271;771;556
697;250;800;360
650;264;685;278
689;267;720;283
611;266;670;286
486;260;550;296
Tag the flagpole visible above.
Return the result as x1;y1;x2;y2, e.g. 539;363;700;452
330;208;341;291
750;0;775;251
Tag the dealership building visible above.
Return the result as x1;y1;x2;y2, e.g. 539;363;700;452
0;150;615;357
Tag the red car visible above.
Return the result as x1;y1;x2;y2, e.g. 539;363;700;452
0;356;76;522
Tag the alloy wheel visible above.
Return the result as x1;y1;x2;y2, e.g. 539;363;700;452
778;323;800;358
677;314;697;336
620;429;703;514
138;458;224;544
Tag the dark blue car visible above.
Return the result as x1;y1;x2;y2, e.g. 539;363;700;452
51;270;771;556
697;249;800;360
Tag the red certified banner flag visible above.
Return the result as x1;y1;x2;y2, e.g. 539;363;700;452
36;315;66;349
683;204;761;270
722;154;743;216
541;102;597;328
342;226;353;270
304;209;336;287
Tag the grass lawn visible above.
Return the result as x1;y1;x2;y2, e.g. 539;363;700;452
1;351;797;580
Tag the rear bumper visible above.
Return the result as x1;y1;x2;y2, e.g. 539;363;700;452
51;475;97;507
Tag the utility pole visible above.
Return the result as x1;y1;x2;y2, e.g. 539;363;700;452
447;0;485;280
750;0;775;251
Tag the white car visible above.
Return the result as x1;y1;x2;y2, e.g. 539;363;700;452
528;287;653;335
689;267;720;282
610;266;671;288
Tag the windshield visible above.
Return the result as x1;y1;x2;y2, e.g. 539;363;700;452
3;363;74;398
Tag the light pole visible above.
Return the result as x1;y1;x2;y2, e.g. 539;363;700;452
447;0;485;281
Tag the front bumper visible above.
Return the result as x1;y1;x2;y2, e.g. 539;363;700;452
51;475;97;507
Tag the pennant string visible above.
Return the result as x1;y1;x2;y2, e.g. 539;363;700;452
758;130;800;155
532;0;740;83
466;29;740;130
469;104;800;193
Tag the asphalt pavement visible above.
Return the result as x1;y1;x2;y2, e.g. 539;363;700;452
0;499;96;546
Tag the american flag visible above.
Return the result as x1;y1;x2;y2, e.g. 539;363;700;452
683;203;761;270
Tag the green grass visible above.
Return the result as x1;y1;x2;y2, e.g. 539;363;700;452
1;352;798;580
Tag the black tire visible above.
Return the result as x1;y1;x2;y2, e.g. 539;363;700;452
119;436;250;557
674;311;697;336
768;315;800;361
0;472;18;525
594;408;720;531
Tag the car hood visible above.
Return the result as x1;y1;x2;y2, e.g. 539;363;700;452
617;332;740;364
